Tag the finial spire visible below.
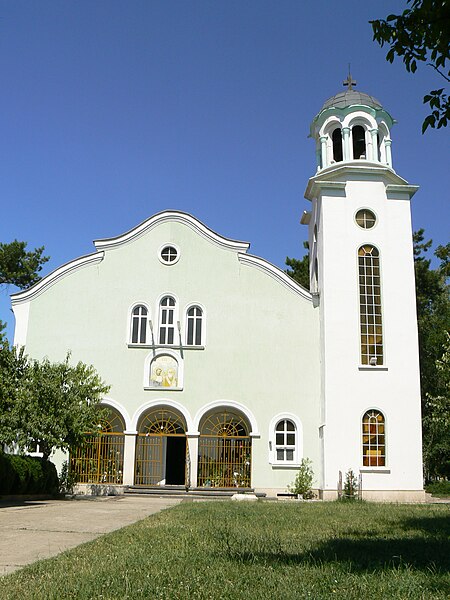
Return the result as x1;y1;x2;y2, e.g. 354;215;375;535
343;65;356;90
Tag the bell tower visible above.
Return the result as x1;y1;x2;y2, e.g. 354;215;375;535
303;80;424;501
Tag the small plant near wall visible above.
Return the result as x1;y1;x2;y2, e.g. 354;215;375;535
341;468;359;501
287;458;315;499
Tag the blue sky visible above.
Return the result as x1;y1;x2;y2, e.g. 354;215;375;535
1;1;448;339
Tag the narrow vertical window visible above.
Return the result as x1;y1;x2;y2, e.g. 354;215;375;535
186;306;203;346
358;245;383;365
159;296;176;345
131;305;148;344
362;410;385;466
332;128;343;162
352;125;366;159
275;419;296;462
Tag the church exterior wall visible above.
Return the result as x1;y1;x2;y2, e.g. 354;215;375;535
12;215;321;494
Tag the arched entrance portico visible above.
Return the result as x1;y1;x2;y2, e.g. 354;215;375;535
70;407;125;484
135;407;187;486
198;409;251;488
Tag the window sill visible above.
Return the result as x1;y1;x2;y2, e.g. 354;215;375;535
128;344;205;350
359;467;390;474
358;365;388;371
270;463;301;469
144;386;183;392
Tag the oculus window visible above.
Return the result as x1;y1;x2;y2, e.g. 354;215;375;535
159;245;179;264
355;209;376;230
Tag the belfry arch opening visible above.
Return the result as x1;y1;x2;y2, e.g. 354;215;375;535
135;407;187;486
331;128;343;162
198;409;251;488
352;125;366;159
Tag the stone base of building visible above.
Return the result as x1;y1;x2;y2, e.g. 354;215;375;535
319;489;426;503
73;483;127;496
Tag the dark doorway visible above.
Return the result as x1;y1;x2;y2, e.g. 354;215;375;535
165;436;186;484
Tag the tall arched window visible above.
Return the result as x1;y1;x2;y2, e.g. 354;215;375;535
131;305;148;344
352;125;366;159
159;296;176;345
332;128;343;162
358;245;383;365
186;306;203;346
362;410;386;466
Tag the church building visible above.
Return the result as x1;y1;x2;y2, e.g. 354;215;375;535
11;85;425;501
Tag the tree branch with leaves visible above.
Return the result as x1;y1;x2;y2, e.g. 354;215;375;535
371;0;450;132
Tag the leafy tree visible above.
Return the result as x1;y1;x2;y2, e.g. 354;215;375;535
0;240;49;332
285;242;309;289
413;230;450;479
0;345;109;460
422;333;450;480
0;240;49;289
371;0;450;132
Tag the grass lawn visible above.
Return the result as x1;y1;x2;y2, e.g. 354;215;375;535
1;500;449;599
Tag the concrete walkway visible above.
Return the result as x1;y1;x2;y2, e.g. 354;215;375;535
0;495;182;576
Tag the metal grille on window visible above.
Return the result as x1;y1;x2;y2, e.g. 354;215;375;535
187;306;203;345
198;411;251;488
359;245;383;365
131;305;148;344
159;296;175;344
362;410;386;467
275;419;296;461
70;409;125;484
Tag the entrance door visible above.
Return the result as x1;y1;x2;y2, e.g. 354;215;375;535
165;437;187;484
135;407;187;486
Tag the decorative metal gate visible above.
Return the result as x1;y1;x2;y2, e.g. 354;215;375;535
70;409;125;484
135;408;187;486
198;410;251;488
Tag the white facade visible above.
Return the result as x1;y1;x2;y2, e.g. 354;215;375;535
11;89;425;500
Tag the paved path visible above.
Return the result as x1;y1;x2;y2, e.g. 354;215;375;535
0;495;182;576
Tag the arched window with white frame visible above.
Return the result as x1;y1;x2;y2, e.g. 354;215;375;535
362;410;386;467
358;244;383;365
130;305;148;344
186;305;203;346
269;415;302;465
159;296;176;345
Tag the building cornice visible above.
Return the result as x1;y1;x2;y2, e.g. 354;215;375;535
94;210;250;252
11;252;105;305
238;253;312;301
304;162;417;201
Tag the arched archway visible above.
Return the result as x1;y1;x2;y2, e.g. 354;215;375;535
70;407;125;484
135;406;187;486
198;409;251;488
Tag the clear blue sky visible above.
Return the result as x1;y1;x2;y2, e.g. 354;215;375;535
1;1;448;339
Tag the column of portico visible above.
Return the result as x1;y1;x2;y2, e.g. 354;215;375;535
122;430;137;485
187;433;199;488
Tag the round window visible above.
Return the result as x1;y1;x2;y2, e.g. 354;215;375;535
355;209;376;229
159;245;179;264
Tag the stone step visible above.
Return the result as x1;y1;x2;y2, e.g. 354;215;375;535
124;486;266;498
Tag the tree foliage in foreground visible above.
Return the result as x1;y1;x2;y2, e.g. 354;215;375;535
0;339;109;460
0;240;49;289
285;242;310;289
371;0;450;132
414;230;450;479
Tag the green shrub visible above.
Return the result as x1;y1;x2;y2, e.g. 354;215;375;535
425;480;450;497
0;453;58;495
287;458;314;498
